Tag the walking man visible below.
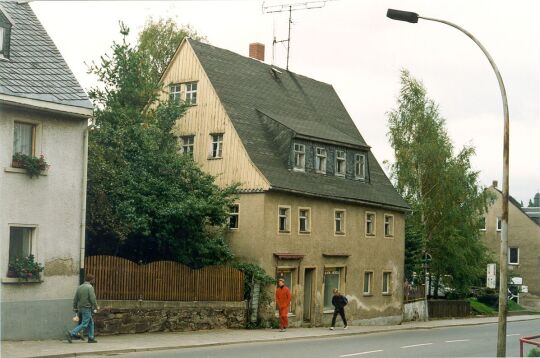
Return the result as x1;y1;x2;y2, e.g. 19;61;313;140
275;278;291;332
330;288;348;330
66;273;99;343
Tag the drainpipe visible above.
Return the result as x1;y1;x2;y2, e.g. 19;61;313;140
79;122;90;284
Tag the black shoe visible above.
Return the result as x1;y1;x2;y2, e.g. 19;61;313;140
88;338;98;343
65;331;72;343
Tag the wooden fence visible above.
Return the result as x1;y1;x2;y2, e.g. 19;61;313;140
428;300;471;318
85;256;244;302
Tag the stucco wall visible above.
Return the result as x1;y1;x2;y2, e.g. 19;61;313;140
0;105;86;340
227;191;405;326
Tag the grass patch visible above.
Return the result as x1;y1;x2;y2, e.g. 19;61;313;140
508;299;526;311
467;298;496;315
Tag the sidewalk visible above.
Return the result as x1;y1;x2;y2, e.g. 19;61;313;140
2;315;539;358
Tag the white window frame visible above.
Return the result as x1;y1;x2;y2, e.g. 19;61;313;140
229;204;239;230
180;135;194;156
496;217;502;232
384;214;394;238
365;212;376;237
278;205;291;233
185;82;198;105
13;121;37;157
169;83;181;102
7;224;38;274
363;271;373;295
508;247;519;265
334;209;345;235
209;133;223;159
293;143;305;171
354;153;366;179
382;271;392;295
315;147;327;174
298;207;311;234
335;150;346;177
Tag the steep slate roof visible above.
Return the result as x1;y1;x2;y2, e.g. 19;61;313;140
0;2;92;110
188;39;409;211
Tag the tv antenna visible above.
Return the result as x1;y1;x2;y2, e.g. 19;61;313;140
262;0;336;70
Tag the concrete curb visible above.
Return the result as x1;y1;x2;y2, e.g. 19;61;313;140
24;316;540;358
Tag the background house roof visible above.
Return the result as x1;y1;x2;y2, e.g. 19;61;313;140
0;2;92;110
188;39;409;211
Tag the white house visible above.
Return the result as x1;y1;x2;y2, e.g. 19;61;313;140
0;1;92;340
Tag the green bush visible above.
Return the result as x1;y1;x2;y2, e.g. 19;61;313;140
12;153;49;178
528;347;540;357
467;298;496;315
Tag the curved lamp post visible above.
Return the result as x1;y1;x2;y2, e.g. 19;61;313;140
386;9;510;357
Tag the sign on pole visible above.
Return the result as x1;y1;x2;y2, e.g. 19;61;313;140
487;263;496;289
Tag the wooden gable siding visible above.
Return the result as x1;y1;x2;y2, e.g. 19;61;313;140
161;41;270;191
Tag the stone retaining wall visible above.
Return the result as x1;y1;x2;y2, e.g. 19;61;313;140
93;300;246;335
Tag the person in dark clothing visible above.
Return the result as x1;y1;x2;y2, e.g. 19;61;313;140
330;288;348;330
65;273;99;343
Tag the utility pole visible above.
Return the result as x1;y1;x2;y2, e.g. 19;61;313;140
262;0;336;70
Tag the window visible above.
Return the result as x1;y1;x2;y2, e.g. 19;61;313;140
335;210;345;234
354;153;366;179
315;147;327;173
382;272;392;294
181;136;194;156
0;27;4;54
185;82;198;105
496;217;502;231
335;150;346;176
293;143;305;171
363;271;373;295
229;205;239;229
509;247;519;265
210;134;223;159
323;269;340;310
8;227;33;266
479;217;486;231
13;122;36;156
0;16;12;59
278;207;290;232
277;270;294;313
384;214;394;237
366;212;376;236
299;208;310;233
169;83;181;102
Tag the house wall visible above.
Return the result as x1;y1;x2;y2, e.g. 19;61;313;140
480;186;540;296
161;41;270;191
227;191;405;326
0;105;86;340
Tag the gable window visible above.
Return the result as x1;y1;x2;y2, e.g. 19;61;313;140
323;269;341;310
335;150;346;176
315;147;327;173
229;204;239;229
13;122;36;157
384;214;394;237
335;210;345;235
293;143;305;171
0;27;4;55
8;227;34;267
210;133;223;159
181;135;194;156
0;13;12;59
185;82;198;105
496;217;502;231
509;247;519;265
169;83;181;102
382;272;392;295
278;206;290;232
366;212;376;236
363;271;373;295
299;208;310;233
354;153;366;179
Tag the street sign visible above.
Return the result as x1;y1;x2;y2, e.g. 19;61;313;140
487;263;496;289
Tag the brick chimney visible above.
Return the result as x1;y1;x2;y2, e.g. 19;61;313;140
249;42;265;62
492;180;498;188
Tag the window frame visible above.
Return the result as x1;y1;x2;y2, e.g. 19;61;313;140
229;204;239;230
13;121;37;158
7;225;38;275
185;82;198;105
382;271;392;295
315;147;327;174
180;135;195;157
384;214;394;238
335;150;346;177
293;143;306;171
169;83;182;102
496;217;502;232
209;133;224;159
354;153;366;179
508;247;519;265
365;211;376;237
323;268;341;311
298;207;311;234
334;209;346;235
278;205;291;234
363;271;373;296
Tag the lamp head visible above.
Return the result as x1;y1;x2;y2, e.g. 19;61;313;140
387;9;419;23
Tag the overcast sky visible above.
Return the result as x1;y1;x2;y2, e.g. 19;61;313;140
31;0;540;204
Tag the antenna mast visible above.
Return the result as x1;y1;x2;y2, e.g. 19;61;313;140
262;0;335;70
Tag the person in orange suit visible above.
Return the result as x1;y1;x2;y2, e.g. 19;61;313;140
275;278;292;332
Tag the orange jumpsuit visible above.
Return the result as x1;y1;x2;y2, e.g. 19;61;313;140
275;285;291;329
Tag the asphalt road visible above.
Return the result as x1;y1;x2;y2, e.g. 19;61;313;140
100;320;539;358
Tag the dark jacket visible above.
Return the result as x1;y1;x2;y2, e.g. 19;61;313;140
332;294;348;310
73;281;98;311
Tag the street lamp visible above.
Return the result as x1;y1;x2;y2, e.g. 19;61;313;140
387;8;510;357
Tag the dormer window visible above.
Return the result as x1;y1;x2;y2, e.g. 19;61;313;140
335;150;346;176
0;10;12;59
293;143;305;171
315;147;327;173
354;153;366;179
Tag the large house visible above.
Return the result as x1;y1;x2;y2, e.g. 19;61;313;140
480;181;540;308
0;2;92;339
160;39;409;326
